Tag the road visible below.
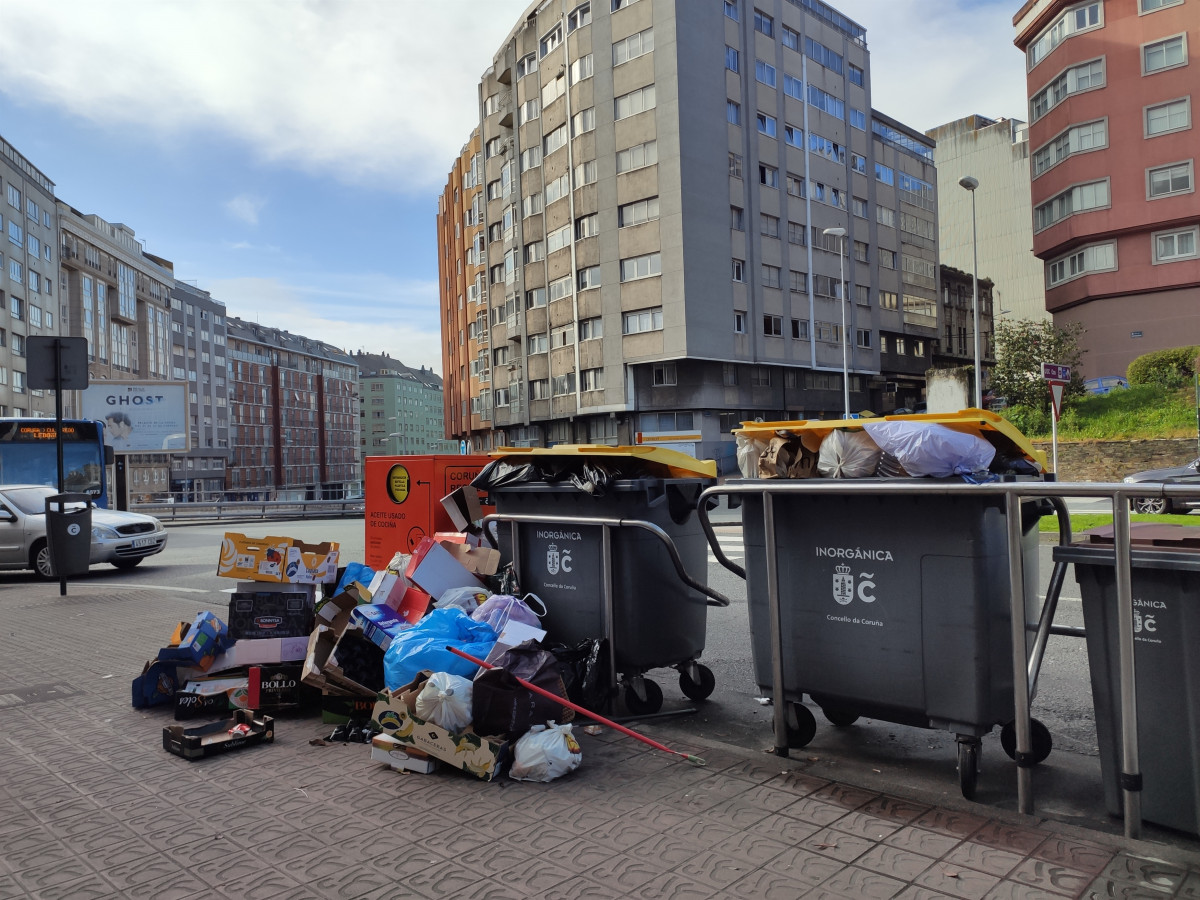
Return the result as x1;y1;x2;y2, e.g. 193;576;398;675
8;513;1192;847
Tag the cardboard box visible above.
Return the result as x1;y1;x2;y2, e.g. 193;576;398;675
300;626;380;698
174;677;250;720
321;691;377;724
440;486;486;534
350;604;411;652
247;664;315;710
405;537;485;601
372;692;508;781
314;582;370;634
132;659;184;709
370;734;437;774
162;710;274;760
156;612;230;671
228;584;316;639
443;541;500;576
206;636;310;674
217;533;340;584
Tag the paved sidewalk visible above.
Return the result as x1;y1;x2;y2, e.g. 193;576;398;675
1;581;1198;900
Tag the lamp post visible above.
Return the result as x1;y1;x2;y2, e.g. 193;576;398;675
822;226;851;419
958;175;982;408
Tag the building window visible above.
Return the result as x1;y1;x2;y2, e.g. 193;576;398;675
726;46;739;72
760;213;779;238
754;10;773;37
620;252;661;281
848;63;864;86
618;140;658;173
1143;34;1187;74
724;0;738;21
1035;179;1110;230
1141;0;1183;10
789;270;807;292
879;249;897;269
1030;58;1105;122
853;196;868;218
1147;161;1193;198
723;363;739;385
544;124;568;156
750;367;771;387
576;213;600;239
570;54;594;83
540;23;563;57
581;368;603;391
755;59;776;88
579;317;603;340
1032;119;1107;176
763;314;783;337
728;152;743;178
734;312;747;334
1047;241;1117;286
524;241;545;264
615;85;656;120
856;329;872;349
623;307;663;334
517;53;538;78
568;3;592;32
727;100;741;125
761;265;781;288
618;196;660;227
786;174;805;198
1154;227;1198;262
732;259;745;282
792;318;809;340
577;266;601;290
787;222;806;246
1146;98;1191;136
757;112;777;137
614;28;654;66
651;363;676;386
731;206;745;231
528;332;549;354
571;107;595;137
759;164;778;188
526;287;547;309
1026;2;1102;70
854;241;869;263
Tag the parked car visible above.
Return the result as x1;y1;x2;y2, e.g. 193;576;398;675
0;484;168;578
1083;375;1129;396
1123;458;1200;514
982;391;1008;411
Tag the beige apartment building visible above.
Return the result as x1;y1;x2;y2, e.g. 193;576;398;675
438;0;943;467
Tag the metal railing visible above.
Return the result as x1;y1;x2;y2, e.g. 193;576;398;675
131;498;364;523
697;478;1200;841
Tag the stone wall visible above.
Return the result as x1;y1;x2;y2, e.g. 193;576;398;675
1030;437;1198;482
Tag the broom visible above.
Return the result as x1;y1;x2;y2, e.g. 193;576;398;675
447;646;706;766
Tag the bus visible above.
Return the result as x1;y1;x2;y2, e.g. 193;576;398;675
0;418;112;507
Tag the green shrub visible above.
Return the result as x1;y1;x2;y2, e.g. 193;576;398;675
1002;404;1051;438
1127;346;1200;388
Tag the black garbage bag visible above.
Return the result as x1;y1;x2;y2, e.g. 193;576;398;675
471;459;544;490
569;461;619;496
551;638;611;713
473;641;574;739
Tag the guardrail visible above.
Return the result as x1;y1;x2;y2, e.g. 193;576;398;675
131;499;364;523
697;478;1200;841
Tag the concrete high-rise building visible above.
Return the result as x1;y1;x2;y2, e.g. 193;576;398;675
356;351;457;471
226;319;359;500
927;115;1049;324
1014;0;1200;378
0;135;59;418
438;0;943;467
168;281;231;500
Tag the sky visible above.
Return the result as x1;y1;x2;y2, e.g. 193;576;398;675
0;0;1028;376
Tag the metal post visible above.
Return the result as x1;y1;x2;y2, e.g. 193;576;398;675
601;524;618;706
839;235;850;420
1005;492;1033;814
763;492;789;756
970;189;981;409
1112;491;1142;839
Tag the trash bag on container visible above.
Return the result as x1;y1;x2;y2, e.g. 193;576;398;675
438;586;492;613
736;433;770;478
471;459;543;490
383;607;498;690
863;421;996;478
569;461;617;496
473;642;574;738
817;429;882;478
509;722;582;782
551;638;611;712
414;672;474;732
470;594;544;632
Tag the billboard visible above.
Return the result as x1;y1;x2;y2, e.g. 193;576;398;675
81;381;189;452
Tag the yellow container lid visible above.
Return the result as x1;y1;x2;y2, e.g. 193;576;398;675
490;444;717;479
732;408;1048;471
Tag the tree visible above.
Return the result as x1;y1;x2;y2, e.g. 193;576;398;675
991;319;1086;411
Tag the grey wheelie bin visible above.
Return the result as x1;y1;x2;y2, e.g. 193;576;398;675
1054;523;1200;837
479;445;721;714
726;413;1055;798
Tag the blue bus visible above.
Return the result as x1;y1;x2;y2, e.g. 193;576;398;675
0;418;112;507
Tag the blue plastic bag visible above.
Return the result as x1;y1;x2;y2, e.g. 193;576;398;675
383;607;499;690
337;561;375;595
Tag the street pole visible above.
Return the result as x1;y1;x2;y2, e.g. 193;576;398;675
960;176;982;408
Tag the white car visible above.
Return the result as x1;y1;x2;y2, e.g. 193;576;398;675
0;484;168;578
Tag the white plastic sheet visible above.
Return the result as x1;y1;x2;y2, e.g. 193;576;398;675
862;421;996;477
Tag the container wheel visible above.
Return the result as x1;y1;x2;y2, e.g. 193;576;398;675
624;678;663;715
957;739;980;800
678;664;716;701
1000;718;1053;764
820;706;860;727
785;702;817;749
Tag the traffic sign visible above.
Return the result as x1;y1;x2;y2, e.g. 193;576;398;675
1049;382;1066;421
1041;362;1071;382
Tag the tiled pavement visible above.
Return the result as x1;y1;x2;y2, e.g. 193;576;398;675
2;583;1198;899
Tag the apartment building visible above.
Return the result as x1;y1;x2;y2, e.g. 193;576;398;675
927;115;1049;323
168;281;231;500
226;319;359;500
438;0;942;467
357;351;456;470
0;136;58;417
934;265;996;377
1014;0;1200;378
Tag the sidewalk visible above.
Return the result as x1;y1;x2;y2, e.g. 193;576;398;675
2;580;1197;900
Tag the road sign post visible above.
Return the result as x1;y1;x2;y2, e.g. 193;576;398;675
1041;362;1071;475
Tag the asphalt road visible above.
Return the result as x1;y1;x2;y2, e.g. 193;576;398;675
8;514;1194;849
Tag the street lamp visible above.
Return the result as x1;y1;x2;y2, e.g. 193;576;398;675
822;226;851;420
958;175;982;409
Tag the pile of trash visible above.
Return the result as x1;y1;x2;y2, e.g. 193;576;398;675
735;411;1047;482
134;502;605;782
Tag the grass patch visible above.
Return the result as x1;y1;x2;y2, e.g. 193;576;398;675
1038;512;1200;533
1003;384;1198;441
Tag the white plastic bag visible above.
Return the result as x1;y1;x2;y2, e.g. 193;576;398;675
508;722;582;782
437;586;491;613
817;429;882;478
862;421;996;477
736;433;769;479
414;672;474;732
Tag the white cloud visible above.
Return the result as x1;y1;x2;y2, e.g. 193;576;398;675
224;194;266;226
0;0;532;193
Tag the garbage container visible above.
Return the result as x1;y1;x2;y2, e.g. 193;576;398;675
729;412;1053;797
481;445;718;714
45;493;93;578
1053;523;1200;837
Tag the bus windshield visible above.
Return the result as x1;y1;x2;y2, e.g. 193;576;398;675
0;419;108;505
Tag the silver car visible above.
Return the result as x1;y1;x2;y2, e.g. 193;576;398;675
0;484;168;578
